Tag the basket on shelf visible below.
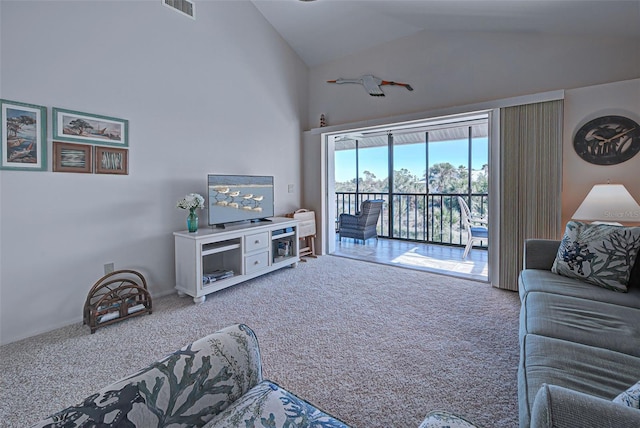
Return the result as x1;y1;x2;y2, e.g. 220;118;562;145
83;269;152;333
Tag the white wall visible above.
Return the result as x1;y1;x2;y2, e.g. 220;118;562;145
562;79;640;229
0;1;308;344
309;30;640;128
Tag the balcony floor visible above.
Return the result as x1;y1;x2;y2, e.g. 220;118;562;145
332;237;488;282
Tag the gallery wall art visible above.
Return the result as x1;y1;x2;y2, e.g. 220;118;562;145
2;100;130;174
53;107;129;147
95;146;128;175
1;99;47;171
53;141;93;173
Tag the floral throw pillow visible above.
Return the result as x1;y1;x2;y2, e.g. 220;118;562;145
551;221;640;292
613;380;640;408
204;380;350;428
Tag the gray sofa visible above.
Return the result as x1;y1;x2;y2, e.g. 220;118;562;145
518;239;640;428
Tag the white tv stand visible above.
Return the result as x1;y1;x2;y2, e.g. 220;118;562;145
173;217;299;303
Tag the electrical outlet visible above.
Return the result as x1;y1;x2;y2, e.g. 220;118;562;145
104;263;114;274
288;184;294;193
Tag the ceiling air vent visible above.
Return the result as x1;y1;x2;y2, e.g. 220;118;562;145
163;0;195;19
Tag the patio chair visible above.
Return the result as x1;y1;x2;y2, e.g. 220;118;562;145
458;196;488;259
338;199;384;243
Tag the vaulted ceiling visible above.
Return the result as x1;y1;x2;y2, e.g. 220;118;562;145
252;0;640;67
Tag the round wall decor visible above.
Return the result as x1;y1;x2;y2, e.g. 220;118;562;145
573;115;640;165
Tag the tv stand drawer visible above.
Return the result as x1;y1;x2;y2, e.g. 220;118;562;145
245;232;269;253
245;251;269;273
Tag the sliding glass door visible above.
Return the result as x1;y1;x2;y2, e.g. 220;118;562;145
334;134;390;234
334;113;489;248
424;123;489;246
391;130;427;240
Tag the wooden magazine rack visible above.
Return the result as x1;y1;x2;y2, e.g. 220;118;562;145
83;269;152;333
286;209;317;259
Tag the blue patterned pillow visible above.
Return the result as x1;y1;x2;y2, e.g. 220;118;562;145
203;380;349;428
551;221;640;292
613;380;640;408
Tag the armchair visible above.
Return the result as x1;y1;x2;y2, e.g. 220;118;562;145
338;199;384;243
457;196;488;259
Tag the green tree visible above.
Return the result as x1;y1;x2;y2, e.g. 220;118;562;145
392;168;421;193
359;170;382;192
6;115;35;137
472;163;489;194
335;178;356;192
428;162;458;193
68;118;93;135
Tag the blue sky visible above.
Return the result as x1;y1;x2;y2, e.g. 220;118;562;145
335;138;488;182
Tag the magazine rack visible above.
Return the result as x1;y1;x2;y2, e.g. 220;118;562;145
83;269;152;333
287;209;317;259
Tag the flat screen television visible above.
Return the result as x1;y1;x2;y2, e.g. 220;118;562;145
207;174;275;227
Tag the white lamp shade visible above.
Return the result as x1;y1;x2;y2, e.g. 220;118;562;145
572;184;640;222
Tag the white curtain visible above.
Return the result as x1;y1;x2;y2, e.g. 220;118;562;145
497;100;564;291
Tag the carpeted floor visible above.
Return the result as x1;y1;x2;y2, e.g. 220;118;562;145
0;255;521;428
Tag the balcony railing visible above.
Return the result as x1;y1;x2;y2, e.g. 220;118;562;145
335;192;488;248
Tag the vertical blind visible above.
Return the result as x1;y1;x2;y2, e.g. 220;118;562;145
498;100;564;291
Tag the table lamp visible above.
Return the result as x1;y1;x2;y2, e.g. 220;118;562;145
572;184;640;225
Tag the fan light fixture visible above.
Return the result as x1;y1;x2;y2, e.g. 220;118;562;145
572;184;640;225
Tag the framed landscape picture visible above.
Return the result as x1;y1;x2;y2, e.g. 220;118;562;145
1;99;47;171
95;146;128;175
53;107;128;147
53;142;92;173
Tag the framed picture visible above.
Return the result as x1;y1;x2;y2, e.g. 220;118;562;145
52;107;128;147
95;146;128;175
53;142;92;173
1;99;47;171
